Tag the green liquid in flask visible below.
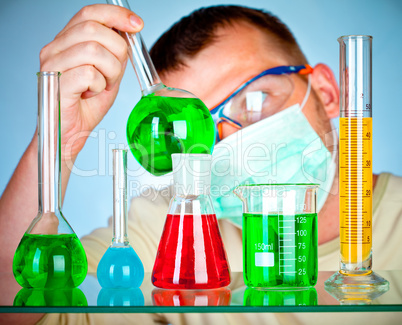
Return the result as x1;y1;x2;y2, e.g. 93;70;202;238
126;95;215;176
13;233;87;289
243;213;317;288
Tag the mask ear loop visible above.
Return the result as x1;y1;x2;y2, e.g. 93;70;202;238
300;74;312;110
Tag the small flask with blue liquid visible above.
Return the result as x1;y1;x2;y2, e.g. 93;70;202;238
97;149;144;288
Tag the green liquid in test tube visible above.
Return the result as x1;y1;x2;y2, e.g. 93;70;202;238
107;0;215;176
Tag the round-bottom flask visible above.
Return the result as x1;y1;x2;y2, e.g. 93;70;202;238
127;87;215;176
97;149;144;289
105;1;215;176
12;72;87;289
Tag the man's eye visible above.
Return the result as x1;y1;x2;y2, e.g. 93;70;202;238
245;91;268;112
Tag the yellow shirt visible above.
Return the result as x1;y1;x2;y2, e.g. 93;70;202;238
39;173;402;324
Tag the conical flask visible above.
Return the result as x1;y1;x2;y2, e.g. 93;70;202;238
96;149;144;288
152;154;231;289
106;0;215;176
12;72;88;289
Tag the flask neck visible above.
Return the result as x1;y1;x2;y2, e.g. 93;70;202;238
106;0;163;95
126;32;163;95
172;154;212;196
111;149;130;247
37;72;61;215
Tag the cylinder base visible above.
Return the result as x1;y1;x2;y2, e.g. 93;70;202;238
324;271;389;304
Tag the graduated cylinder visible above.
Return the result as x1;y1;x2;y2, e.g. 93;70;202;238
338;35;372;272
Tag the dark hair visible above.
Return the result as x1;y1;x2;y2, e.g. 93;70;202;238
150;5;307;76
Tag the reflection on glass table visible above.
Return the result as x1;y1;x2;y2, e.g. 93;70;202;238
1;271;401;312
243;287;317;307
97;288;144;307
14;288;87;307
152;288;231;306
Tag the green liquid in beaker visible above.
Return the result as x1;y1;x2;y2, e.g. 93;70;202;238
13;233;87;289
243;213;317;288
126;95;215;176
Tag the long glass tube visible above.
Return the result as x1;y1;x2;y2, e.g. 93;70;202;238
28;72;67;234
38;72;61;215
112;149;129;246
106;0;163;95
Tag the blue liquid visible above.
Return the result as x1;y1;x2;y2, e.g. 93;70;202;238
97;246;144;288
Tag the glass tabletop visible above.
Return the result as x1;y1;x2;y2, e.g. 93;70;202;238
1;271;401;313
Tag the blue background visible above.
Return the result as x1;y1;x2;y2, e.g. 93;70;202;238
0;0;401;238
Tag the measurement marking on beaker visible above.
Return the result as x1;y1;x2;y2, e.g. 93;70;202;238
281;258;296;261
254;243;273;250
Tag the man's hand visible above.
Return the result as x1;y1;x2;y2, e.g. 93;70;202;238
0;3;143;288
39;4;143;162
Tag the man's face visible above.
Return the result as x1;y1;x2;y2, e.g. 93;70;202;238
161;21;334;141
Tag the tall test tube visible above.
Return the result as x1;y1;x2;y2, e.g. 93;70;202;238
325;36;388;293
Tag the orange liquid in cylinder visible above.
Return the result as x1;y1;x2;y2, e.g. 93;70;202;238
339;117;372;265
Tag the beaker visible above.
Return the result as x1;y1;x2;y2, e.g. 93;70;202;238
12;72;87;289
325;35;388;292
106;0;215;176
97;149;144;288
234;184;318;288
152;154;231;289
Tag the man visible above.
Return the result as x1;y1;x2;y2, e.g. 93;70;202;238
0;4;401;325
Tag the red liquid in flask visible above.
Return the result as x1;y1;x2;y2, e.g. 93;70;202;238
152;214;230;289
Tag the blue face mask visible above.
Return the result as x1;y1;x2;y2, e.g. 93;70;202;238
210;103;337;228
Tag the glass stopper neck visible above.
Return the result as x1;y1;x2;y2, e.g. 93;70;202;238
172;154;212;196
